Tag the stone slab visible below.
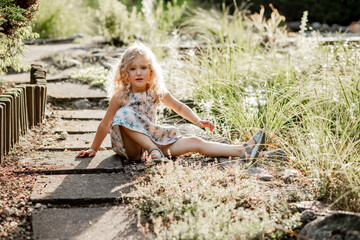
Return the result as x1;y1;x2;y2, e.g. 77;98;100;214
0;72;30;83
18;150;123;173
22;42;91;63
32;206;144;240
40;133;111;151
53;119;100;134
30;173;138;204
54;109;106;120
47;82;106;99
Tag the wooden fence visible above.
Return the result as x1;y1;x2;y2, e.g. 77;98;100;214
0;65;47;163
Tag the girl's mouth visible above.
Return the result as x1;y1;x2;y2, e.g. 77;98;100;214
136;78;143;81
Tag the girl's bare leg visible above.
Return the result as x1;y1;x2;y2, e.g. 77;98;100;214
120;126;259;159
119;126;158;159
162;135;257;158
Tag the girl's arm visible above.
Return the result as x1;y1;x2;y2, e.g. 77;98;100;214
76;93;122;157
161;92;215;132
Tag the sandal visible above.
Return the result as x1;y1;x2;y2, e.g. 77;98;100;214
148;147;169;164
240;128;266;161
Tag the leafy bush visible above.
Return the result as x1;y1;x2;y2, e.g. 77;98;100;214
95;0;141;45
33;0;93;38
95;0;187;46
0;0;38;74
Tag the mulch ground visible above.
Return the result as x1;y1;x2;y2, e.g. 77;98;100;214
0;112;57;239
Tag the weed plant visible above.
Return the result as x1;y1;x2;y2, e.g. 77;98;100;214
130;161;309;239
183;6;360;212
71;66;109;87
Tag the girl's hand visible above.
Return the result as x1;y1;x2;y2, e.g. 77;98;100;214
76;148;97;158
196;120;215;132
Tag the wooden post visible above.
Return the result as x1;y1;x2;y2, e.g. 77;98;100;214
30;64;43;84
26;85;35;127
0;103;4;162
0;97;12;154
15;86;28;135
5;90;20;145
34;85;41;125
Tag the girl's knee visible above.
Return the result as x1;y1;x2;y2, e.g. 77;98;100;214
187;137;204;152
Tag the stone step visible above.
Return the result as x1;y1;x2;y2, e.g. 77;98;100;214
53;109;106;120
47;82;106;100
0;72;29;83
39;133;111;151
53;119;100;134
18;150;124;174
30;173;138;204
32;206;144;240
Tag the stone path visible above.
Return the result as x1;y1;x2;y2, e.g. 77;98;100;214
15;65;146;238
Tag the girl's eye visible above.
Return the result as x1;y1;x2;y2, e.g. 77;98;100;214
141;67;147;70
130;68;135;71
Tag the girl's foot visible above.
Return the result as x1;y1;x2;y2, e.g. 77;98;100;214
240;129;266;161
148;147;169;163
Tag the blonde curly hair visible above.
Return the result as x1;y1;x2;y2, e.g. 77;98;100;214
107;42;167;103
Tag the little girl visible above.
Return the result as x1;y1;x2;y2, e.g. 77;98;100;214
76;42;265;162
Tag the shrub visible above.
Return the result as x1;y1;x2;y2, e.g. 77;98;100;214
0;0;38;74
95;0;187;46
33;0;93;38
95;0;141;45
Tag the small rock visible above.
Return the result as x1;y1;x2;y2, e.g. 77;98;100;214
73;99;91;109
301;210;317;224
13;209;20;217
10;221;17;228
136;164;146;171
281;169;300;183
2;207;13;217
56;58;82;69
34;203;43;209
258;173;274;181
292;201;328;212
260;149;287;161
311;22;322;30
57;131;68;140
19;201;26;207
299;213;360;240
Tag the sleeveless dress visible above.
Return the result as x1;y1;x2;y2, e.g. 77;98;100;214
110;91;181;159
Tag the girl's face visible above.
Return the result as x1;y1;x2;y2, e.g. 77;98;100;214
128;55;151;93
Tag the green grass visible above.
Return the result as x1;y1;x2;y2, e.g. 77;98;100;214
181;7;360;212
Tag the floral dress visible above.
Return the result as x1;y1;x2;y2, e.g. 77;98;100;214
110;91;181;159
